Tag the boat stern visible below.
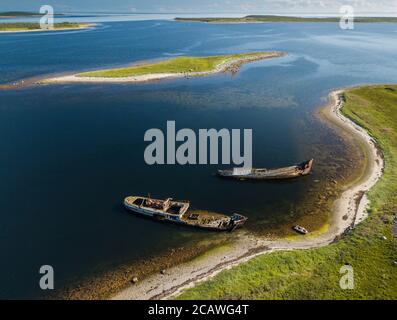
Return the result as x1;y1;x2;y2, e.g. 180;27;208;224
300;158;314;175
229;213;248;230
217;169;231;177
124;196;141;208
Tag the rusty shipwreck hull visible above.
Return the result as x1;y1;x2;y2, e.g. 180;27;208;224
217;159;314;181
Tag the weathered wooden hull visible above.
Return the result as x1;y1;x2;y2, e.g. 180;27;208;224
124;196;247;231
217;159;314;181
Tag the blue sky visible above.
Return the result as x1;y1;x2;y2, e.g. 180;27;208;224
0;0;396;14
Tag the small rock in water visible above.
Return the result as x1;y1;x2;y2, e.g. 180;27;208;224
380;235;387;241
131;277;139;284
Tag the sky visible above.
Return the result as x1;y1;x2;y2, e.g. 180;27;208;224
1;0;397;14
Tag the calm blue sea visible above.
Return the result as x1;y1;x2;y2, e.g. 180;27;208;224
1;19;397;298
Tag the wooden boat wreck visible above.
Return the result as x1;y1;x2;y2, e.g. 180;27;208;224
293;225;309;235
217;159;314;181
124;196;247;231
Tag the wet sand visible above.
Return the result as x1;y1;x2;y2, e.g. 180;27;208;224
111;89;384;300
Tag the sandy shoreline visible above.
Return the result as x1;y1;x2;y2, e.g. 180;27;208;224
0;23;96;34
111;89;384;300
41;52;285;84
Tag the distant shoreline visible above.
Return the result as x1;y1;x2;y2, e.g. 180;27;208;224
0;23;96;33
0;12;43;18
175;15;397;24
0;11;66;18
110;88;384;300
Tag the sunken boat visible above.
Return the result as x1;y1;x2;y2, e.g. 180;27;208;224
293;225;309;235
217;159;314;181
124;196;247;231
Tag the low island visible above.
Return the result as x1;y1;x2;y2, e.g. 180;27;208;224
0;22;94;33
0;11;46;18
175;15;397;24
42;51;286;84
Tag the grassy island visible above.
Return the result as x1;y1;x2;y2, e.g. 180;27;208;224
176;85;397;300
0;22;91;32
77;52;283;78
175;15;397;24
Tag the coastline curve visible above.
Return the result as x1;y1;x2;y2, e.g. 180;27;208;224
110;88;384;300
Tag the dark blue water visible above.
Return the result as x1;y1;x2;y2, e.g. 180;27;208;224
1;20;397;299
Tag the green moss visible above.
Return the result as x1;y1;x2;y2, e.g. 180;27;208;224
176;85;397;300
77;52;277;78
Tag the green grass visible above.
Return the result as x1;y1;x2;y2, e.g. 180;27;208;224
0;22;85;31
175;15;397;23
176;85;397;300
77;52;277;78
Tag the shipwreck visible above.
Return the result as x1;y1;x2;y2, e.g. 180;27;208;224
124;196;247;231
217;159;314;181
